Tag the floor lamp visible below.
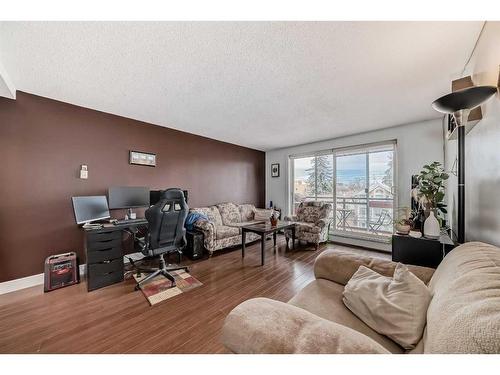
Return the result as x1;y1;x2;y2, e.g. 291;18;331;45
432;85;497;243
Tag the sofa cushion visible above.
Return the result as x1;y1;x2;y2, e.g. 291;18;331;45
227;220;264;228
314;249;435;286
217;203;242;225
239;204;255;222
216;225;240;240
424;242;500;353
342;264;431;350
191;206;223;226
254;208;273;222
213;232;260;251
288;279;404;353
295;222;321;234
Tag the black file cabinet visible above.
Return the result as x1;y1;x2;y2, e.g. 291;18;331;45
84;229;124;291
392;233;455;269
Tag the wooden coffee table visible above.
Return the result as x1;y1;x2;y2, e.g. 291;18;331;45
241;221;296;266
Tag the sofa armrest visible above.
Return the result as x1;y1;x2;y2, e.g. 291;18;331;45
221;297;390;354
314;249;435;285
284;215;297;222
193;220;216;251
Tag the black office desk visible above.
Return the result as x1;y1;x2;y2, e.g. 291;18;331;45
83;219;148;291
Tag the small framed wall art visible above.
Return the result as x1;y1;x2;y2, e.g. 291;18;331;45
271;163;280;177
129;150;156;167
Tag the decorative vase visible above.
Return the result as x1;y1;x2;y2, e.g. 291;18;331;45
423;211;440;239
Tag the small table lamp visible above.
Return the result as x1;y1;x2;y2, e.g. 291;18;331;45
432;85;497;243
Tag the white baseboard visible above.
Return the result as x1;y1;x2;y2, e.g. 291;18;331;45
0;264;85;296
0;273;45;296
0;252;146;296
0;263;89;296
330;236;391;252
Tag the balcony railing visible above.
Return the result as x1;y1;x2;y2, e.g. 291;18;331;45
293;195;394;237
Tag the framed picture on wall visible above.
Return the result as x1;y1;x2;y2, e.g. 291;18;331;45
129;150;156;167
271;163;280;177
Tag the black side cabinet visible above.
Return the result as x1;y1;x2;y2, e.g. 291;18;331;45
392;233;455;268
84;228;124;291
185;230;204;260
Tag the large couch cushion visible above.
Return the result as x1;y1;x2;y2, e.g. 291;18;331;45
288;279;404;353
216;225;240;239
217;203;242;225
239;204;255;222
424;242;500;353
191;206;223;226
314;249;435;286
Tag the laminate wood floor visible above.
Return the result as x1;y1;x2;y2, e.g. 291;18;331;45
0;239;389;353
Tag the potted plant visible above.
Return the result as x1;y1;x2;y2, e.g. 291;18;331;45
394;207;413;234
395;218;412;235
415;161;449;238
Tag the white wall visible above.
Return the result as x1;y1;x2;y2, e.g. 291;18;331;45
266;119;444;221
445;22;500;245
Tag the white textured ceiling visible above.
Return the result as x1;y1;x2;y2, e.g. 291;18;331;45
0;22;483;150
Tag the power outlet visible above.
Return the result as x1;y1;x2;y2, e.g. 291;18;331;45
79;164;88;179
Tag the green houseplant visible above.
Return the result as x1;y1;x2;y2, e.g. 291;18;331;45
416;161;449;222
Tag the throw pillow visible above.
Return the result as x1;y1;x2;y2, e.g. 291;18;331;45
254;208;272;222
342;263;432;349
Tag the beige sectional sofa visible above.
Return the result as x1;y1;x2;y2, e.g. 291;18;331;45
221;241;500;353
190;202;274;256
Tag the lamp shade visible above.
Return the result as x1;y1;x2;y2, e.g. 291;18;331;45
432;85;497;114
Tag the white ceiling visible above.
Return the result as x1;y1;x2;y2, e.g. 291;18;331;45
0;22;483;150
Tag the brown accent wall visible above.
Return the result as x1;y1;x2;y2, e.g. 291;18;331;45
0;92;265;282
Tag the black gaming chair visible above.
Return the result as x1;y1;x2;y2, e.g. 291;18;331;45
132;188;189;291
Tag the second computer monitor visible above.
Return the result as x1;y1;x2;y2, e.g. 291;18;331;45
150;189;188;205
108;186;150;209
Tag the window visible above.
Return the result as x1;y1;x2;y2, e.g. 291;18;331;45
291;154;334;214
289;141;396;242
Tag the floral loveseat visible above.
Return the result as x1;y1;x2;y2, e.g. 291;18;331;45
190;203;274;256
284;201;333;249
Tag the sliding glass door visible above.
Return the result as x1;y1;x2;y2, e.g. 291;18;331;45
335;152;367;232
290;141;396;241
333;143;395;240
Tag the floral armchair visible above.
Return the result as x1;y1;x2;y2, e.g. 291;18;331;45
284;201;333;249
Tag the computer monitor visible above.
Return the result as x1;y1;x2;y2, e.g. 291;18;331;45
108;186;150;209
150;189;188;205
72;196;111;224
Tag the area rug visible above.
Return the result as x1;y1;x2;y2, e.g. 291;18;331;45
133;270;202;306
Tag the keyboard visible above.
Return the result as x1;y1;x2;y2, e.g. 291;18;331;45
113;218;147;225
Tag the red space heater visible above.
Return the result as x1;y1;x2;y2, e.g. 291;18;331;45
44;252;80;292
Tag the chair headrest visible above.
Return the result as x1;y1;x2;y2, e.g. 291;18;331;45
161;188;185;201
